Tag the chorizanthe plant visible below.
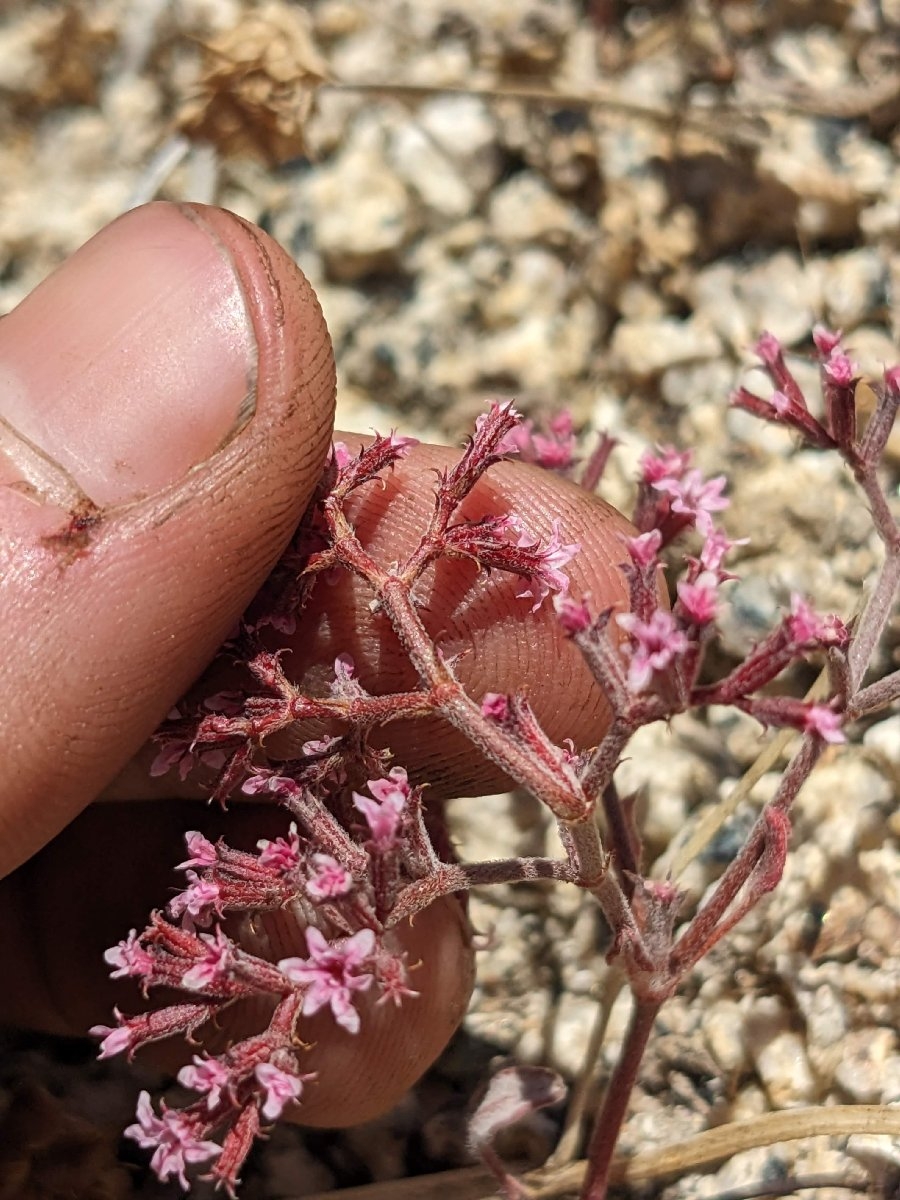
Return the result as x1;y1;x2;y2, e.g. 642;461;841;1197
94;327;900;1199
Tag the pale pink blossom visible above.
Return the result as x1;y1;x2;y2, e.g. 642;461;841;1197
150;741;226;781
177;1055;231;1109
494;410;577;469
181;927;232;992
332;440;352;470
279;927;375;1034
512;518;580;611
375;952;420;1007
617;609;691;692
788;594;848;647
475;402;523;450
176;831;217;870
149;738;195;780
624;529;662;567
354;773;408;851
812;325;843;356
640;445;692;484
676;573;719;624
754;330;784;366
654;469;729;535
168;871;221;929
90;1018;136;1060
387;431;419;456
104;929;153;980
481;692;509;720
125;1091;221;1189
306;853;353;900
824;352;854;387
554;595;592;635
257;823;301;873
803;704;845;744
367;766;411;804
699;528;746;574
254;1063;304;1121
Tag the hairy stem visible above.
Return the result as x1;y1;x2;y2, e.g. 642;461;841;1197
579;998;662;1200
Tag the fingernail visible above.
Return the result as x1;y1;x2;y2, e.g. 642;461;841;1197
0;202;258;507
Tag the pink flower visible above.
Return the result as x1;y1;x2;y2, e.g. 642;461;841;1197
104;930;154;980
367;766;411;804
676;573;718;625
254;1063;304;1121
617;609;691;692
149;737;195;780
494;410;578;469
803;704;845;744
176;831;217;870
475;402;523;453
125;1091;221;1189
812;325;843;356
654;469;728;535
754;330;784;367
178;1055;231;1109
257;823;301;873
375;952;420;1007
699;527;746;574
624;529;662;568
787;594;848;647
512;518;580;611
181;927;232;992
640;445;692;484
354;772;408;851
481;692;509;720
279;927;375;1034
824;352;854;387
306;853;353;900
90;1017;136;1060
333;653;355;682
554;595;592;635
770;390;792;416
332;440;352;470
168;871;221;929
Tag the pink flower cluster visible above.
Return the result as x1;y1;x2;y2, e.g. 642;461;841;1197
95;383;876;1195
92;759;428;1193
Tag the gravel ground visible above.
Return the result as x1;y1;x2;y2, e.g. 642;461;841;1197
2;2;900;1198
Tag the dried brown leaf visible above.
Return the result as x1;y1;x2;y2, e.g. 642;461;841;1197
176;1;329;165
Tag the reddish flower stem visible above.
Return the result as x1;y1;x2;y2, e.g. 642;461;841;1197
579;998;662;1200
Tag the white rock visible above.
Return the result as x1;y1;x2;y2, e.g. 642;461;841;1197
862;714;900;762
480;248;569;327
479;301;599;392
703;999;750;1075
608;316;722;378
746;997;818;1107
614;721;718;852
307;118;413;279
834;1028;898;1103
795;759;893;859
488;172;588;244
550;992;602;1077
821;248;888;330
418;95;499;194
388;123;474;219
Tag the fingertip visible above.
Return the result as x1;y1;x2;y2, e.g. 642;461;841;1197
0;203;337;874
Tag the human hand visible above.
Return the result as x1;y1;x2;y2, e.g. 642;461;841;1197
0;202;631;1124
